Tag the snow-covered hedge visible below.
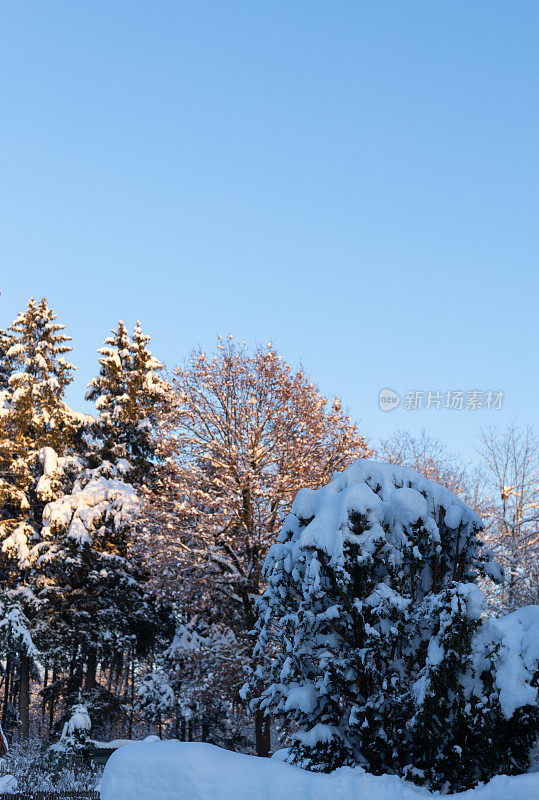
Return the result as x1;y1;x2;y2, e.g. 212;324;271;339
248;459;539;791
100;741;539;800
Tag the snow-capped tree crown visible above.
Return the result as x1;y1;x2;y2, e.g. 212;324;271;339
266;458;501;598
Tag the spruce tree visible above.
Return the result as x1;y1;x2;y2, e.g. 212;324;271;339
249;459;538;791
0;298;83;736
36;320;169;722
0;298;81;566
7;298;78;451
85;321;168;485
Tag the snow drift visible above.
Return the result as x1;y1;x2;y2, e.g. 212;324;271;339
100;741;539;800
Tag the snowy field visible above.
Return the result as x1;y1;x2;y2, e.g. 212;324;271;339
100;741;539;800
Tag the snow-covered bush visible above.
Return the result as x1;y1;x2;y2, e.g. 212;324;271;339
1;737;102;793
56;701;92;753
249;459;539;791
137;672;174;735
45;700;89;764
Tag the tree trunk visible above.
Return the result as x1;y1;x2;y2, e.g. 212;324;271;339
2;655;11;728
41;667;48;735
85;651;97;690
113;654;124;696
106;662;114;692
49;667;57;731
254;709;270;757
18;654;30;739
128;654;135;739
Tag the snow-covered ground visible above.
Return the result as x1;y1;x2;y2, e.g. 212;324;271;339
100;741;539;800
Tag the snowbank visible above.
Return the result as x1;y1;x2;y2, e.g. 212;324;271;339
0;774;17;792
100;741;539;800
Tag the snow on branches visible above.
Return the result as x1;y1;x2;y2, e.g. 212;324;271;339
142;337;370;614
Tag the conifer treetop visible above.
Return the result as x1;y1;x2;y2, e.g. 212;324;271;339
86;320;168;479
5;297;77;448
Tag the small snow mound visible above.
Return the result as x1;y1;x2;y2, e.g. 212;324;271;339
388;487;428;526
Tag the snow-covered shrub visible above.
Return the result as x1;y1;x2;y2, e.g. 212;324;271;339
47;699;92;766
41;700;101;788
1;737;102;792
137;672;174;734
57;701;92;752
249;459;539;791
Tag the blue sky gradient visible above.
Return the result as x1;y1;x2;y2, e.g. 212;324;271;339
1;2;537;461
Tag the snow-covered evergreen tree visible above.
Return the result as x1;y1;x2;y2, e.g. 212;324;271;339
0;299;84;581
37;458;155;690
249;459;538;791
136;671;174;736
85;321;168;485
52;700;92;757
6;298;78;449
51;319;171;689
0;299;87;736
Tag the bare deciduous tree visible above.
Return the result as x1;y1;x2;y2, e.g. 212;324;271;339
377;428;488;506
477;423;538;612
141;337;371;754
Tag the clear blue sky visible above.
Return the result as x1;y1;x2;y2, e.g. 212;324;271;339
1;1;537;462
